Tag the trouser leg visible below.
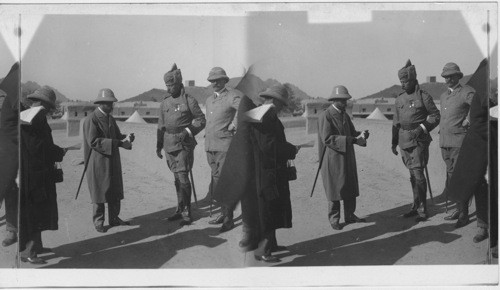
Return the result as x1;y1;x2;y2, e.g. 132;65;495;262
328;200;341;224
410;169;427;216
20;230;40;259
93;203;105;227
108;200;121;223
4;181;18;233
475;180;489;229
343;197;356;221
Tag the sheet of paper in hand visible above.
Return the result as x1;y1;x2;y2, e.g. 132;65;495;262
20;106;44;125
244;104;274;123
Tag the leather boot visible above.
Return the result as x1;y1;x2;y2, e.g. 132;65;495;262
415;178;428;222
180;181;192;225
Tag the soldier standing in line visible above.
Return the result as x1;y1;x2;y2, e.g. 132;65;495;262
204;67;242;233
438;62;474;227
156;64;206;225
391;60;440;222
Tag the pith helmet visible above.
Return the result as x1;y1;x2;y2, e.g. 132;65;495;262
207;67;230;82
94;88;118;104
164;63;183;85
259;84;289;105
27;86;57;109
441;62;464;79
328;85;352;101
398;59;417;80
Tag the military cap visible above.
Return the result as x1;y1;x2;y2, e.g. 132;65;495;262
207;67;230;82
164;63;183;85
259;84;289;105
328;85;352;101
398;59;417;80
94;88;118;104
441;62;463;79
27;86;57;109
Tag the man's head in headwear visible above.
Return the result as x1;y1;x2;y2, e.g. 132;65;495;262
207;67;229;93
164;63;183;97
398;59;418;94
441;62;463;89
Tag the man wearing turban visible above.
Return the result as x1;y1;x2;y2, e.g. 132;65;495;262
392;60;440;222
156;64;206;225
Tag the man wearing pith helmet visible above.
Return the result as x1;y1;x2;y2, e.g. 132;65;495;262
156;64;206;225
392;60;440;222
439;62;475;228
83;88;135;233
205;67;242;233
318;85;369;231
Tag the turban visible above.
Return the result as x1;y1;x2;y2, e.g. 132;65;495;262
398;59;417;80
164;63;183;85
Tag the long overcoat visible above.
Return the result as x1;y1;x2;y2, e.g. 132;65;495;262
20;107;65;232
83;108;126;203
318;106;360;201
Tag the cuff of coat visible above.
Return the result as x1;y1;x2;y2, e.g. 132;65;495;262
420;123;429;134
185;127;193;137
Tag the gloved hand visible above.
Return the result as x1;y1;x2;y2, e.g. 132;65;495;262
409;126;424;139
156;149;163;159
121;140;132;150
391;145;398;156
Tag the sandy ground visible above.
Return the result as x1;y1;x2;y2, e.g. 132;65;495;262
0;118;497;276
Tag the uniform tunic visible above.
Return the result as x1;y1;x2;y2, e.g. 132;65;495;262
393;84;440;168
318;106;360;201
157;87;205;172
83;108;126;203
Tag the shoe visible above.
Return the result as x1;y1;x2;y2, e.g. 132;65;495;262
109;218;131;227
219;220;235;233
331;222;343;230
239;238;258;252
345;214;366;224
2;232;17;247
491;245;498;259
36;247;53;255
402;210;418;218
271;245;288;252
415;214;428;222
180;211;192;225
167;213;182;221
20;256;47;264
454;217;470;228
208;214;225;225
95;225;107;233
444;210;460;220
254;254;281;263
473;228;489;243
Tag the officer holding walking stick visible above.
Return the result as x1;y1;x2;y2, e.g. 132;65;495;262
156;63;206;225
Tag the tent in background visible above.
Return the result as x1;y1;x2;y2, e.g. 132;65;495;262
366;107;388;120
125;110;147;123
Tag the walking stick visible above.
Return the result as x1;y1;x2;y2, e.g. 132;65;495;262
75;148;92;200
188;154;198;207
424;165;434;204
310;145;327;197
209;177;213;217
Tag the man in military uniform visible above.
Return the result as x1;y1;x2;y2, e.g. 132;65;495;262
205;67;242;232
156;64;206;225
392;60;440;222
439;62;474;227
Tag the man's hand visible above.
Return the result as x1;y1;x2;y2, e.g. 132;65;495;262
362;130;370;140
156;149;163;159
128;133;135;143
228;123;236;132
409;126;424;139
179;130;189;142
462;118;470;129
391;145;399;156
356;137;367;147
121;140;132;150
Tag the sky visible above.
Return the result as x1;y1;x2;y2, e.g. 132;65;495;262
0;2;497;101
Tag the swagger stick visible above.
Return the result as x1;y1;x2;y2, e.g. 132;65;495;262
310;145;327;197
188;154;198;207
75;148;92;200
424;165;434;204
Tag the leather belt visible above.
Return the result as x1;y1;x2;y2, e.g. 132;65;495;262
400;123;420;131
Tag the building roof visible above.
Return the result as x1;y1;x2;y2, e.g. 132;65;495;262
115;101;160;108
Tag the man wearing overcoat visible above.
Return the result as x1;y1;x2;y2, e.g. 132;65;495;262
439;62;474;227
156;64;206;225
391;60;440;222
83;88;134;233
205;67;241;232
318;85;369;231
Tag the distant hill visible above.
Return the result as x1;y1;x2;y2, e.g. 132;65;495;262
361;74;498;101
122;74;314;115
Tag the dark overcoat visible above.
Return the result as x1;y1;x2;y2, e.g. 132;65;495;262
318;106;360;201
20;107;65;232
83;108;126;203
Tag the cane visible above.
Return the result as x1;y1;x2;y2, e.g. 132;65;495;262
188;154;198;207
424;165;434;204
209;177;213;217
310;145;327;197
75;148;92;200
